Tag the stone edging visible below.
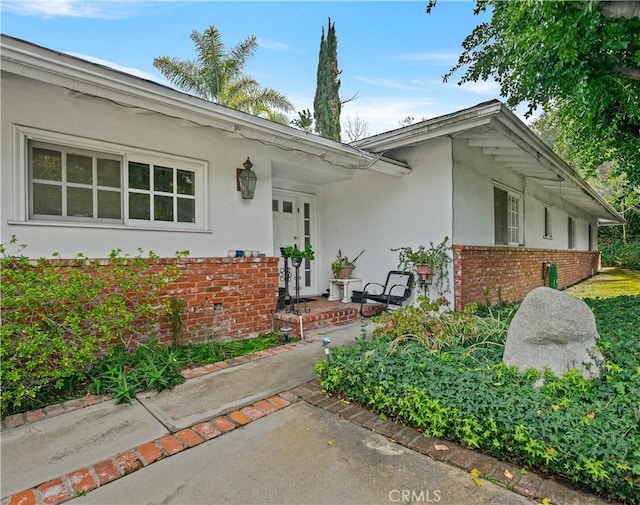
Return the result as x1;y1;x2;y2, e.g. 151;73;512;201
291;381;621;505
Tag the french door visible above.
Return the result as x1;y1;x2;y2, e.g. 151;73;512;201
272;190;317;296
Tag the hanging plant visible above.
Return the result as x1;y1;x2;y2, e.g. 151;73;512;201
392;236;452;294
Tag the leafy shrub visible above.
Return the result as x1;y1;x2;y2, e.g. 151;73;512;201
91;333;287;404
0;237;185;414
600;239;640;270
317;296;640;503
372;296;511;356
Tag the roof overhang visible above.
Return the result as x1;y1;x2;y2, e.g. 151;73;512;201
0;35;410;182
354;100;625;225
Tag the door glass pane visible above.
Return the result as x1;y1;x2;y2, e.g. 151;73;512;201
98;190;121;219
67;154;93;184
154;165;174;193
97;159;121;188
304;203;310;218
33;148;62;181
177;169;194;195
272;200;279;212
33;183;62;215
177;198;195;223
283;201;293;213
154;195;174;221
129;192;150;219
67;187;93;217
129;162;150;190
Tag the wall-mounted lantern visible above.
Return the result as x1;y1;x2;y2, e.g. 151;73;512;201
237;157;257;199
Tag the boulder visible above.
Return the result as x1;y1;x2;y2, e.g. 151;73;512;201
503;287;604;385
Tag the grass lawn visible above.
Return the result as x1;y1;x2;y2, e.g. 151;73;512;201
566;267;640;298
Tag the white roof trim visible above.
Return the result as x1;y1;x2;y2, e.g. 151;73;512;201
355;100;624;225
1;35;410;178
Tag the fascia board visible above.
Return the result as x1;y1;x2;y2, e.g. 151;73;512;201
353;100;503;151
1;36;409;177
491;111;625;225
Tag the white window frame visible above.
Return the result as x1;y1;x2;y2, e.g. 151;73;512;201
543;205;553;239
568;216;576;250
13;126;208;231
494;184;523;246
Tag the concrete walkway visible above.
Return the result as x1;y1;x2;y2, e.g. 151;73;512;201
1;322;614;505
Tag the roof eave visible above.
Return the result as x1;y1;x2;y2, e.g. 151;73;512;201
0;35;410;177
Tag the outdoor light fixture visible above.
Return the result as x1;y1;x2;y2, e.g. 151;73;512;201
237;157;257;199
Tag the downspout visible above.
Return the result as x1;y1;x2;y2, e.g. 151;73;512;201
449;136;457;308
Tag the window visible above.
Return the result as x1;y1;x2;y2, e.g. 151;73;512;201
568;217;576;249
31;142;122;222
494;186;522;245
543;205;552;239
22;129;206;230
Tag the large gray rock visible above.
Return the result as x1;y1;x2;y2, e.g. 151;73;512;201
503;287;604;384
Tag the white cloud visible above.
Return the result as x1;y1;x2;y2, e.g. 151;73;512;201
355;76;421;91
457;79;500;95
66;52;164;83
257;38;291;51
400;52;459;65
1;0;154;19
342;96;439;135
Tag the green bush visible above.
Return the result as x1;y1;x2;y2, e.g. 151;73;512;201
0;237;185;414
317;296;640;503
600;239;640;269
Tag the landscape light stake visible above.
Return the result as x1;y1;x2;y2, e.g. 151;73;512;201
322;337;331;364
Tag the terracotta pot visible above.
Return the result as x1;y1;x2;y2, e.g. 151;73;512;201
415;263;433;276
335;266;355;279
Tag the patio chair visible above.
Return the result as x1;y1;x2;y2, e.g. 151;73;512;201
360;270;414;317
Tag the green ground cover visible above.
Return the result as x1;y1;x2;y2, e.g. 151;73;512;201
316;296;640;503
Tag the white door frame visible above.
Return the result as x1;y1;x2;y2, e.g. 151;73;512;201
272;189;318;296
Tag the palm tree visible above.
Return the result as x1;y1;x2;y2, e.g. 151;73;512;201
154;26;293;123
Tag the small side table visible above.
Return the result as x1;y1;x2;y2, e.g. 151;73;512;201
328;278;362;303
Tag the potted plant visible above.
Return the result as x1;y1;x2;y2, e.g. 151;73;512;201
392;236;451;294
331;249;365;279
282;243;315;267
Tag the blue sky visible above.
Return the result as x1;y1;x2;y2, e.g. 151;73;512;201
0;0;512;136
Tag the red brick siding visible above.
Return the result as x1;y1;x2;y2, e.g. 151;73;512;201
9;257;279;348
453;245;600;311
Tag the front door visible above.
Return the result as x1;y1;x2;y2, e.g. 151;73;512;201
272;190;317;296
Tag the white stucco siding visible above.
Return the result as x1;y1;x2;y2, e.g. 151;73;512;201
318;137;454;300
1;72;275;259
452;140;598;251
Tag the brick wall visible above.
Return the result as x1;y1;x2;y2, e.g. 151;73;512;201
453;245;600;311
10;256;280;348
157;257;280;345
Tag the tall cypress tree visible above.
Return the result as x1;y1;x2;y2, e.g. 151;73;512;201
313;18;341;142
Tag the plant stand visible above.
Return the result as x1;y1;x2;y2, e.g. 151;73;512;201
288;257;309;315
328;278;362;303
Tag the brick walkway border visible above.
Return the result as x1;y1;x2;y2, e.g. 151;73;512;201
1;338;317;431
292;381;621;505
3;392;298;505
3;379;621;505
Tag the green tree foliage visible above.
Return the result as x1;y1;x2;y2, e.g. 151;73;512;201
428;0;640;187
154;26;293;123
313;18;342;141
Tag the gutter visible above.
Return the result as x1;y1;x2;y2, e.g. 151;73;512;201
1;35;410;177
